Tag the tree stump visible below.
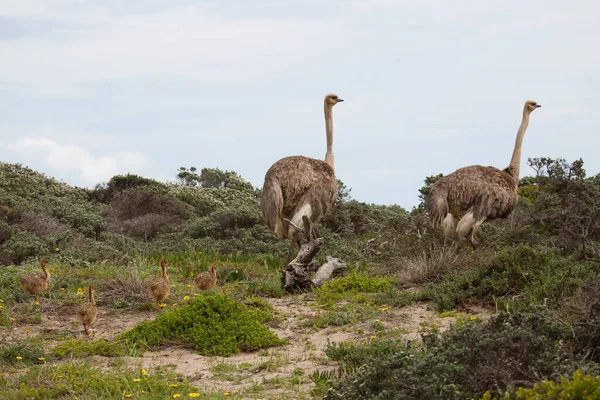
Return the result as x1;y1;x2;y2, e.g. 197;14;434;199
280;216;347;293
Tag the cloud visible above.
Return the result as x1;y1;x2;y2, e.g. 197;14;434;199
4;136;149;184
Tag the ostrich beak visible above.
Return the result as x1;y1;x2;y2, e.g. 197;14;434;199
337;99;344;103
535;104;541;108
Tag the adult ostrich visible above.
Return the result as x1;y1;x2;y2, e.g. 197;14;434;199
425;100;541;246
261;93;343;263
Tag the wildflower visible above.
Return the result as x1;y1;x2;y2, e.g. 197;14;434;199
55;248;60;252
38;357;45;361
77;288;84;296
183;296;190;301
370;335;376;339
16;356;22;360
24;329;30;333
34;301;40;305
60;288;65;291
169;383;178;387
9;317;15;322
172;303;178;307
224;392;231;397
0;299;4;302
185;285;192;288
469;316;477;321
173;395;181;399
141;369;148;375
159;303;167;308
132;378;141;382
188;394;201;398
0;305;3;309
125;394;133;398
141;390;147;393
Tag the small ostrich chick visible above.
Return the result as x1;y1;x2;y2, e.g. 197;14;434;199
147;258;170;307
77;285;97;335
19;258;50;297
194;265;217;291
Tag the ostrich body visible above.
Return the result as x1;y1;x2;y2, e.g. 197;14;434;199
194;265;217;291
20;258;50;297
147;258;170;307
77;285;97;335
425;100;541;246
261;93;343;263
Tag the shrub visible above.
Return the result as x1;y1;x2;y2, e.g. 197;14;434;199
326;310;598;400
119;294;286;356
485;370;600;399
420;244;600;311
315;270;394;303
52;339;126;358
1;230;47;264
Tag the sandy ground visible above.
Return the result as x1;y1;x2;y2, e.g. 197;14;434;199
1;294;490;399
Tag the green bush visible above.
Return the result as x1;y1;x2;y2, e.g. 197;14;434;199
315;271;394;303
421;244;600;311
483;370;600;399
2;230;47;264
119;294;286;356
326;310;598;400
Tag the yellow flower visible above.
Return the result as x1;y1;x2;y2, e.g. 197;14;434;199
469;316;477;321
159;303;167;308
188;394;200;398
0;305;3;309
224;392;231;397
34;301;40;305
57;375;64;378
24;329;30;333
141;390;147;393
9;317;15;322
172;303;178;307
370;335;376;339
173;395;181;399
38;357;45;361
169;383;178;387
0;299;4;302
132;378;141;382
183;296;190;301
16;356;22;360
198;251;203;254
125;394;133;398
60;288;65;291
141;369;148;375
55;248;60;252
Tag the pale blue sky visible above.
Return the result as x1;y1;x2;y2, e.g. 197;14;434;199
0;0;598;208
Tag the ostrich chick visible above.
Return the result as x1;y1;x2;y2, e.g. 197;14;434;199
147;258;170;307
77;285;97;335
194;265;217;291
19;258;50;297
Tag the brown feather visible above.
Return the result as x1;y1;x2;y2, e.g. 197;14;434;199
194;265;217;291
19;258;50;296
425;100;541;244
260;94;342;259
77;285;97;335
147;259;170;306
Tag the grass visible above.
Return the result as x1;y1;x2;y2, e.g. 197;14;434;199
301;303;382;329
51;338;129;358
0;363;212;400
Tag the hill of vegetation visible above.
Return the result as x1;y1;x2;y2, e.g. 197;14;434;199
1;157;600;399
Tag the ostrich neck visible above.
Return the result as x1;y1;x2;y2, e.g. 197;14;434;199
324;105;334;170
42;264;50;281
507;110;530;184
89;289;95;305
162;267;169;282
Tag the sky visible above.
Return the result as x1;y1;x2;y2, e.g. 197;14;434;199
0;0;598;209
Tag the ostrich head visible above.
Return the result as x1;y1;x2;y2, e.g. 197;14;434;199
210;265;217;275
525;100;541;113
160;258;168;268
325;93;344;107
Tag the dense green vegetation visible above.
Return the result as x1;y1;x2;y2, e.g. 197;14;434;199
2;156;600;398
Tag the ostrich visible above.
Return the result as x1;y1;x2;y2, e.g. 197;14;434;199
261;93;344;263
425;100;541;246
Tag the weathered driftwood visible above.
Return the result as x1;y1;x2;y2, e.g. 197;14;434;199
280;216;347;293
